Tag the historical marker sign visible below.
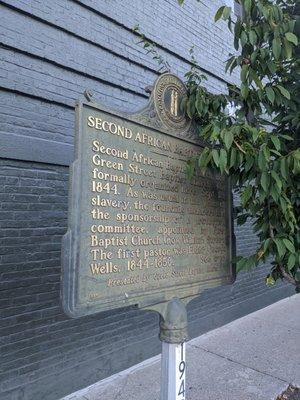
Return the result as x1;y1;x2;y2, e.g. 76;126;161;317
62;74;235;318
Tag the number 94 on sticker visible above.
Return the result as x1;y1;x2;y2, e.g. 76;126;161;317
176;343;186;400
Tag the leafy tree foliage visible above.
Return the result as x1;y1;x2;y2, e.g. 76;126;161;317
183;0;300;289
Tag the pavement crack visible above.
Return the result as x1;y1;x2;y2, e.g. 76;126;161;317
189;344;290;384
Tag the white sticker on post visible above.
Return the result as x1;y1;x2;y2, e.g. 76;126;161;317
161;342;186;400
175;343;186;400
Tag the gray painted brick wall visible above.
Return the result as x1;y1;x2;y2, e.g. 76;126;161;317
0;1;293;399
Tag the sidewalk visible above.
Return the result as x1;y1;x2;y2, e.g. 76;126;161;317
62;295;300;400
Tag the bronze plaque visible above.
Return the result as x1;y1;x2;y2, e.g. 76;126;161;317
62;74;235;317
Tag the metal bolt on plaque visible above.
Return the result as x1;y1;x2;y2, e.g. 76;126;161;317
61;73;235;400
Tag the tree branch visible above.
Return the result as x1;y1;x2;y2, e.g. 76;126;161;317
278;264;298;287
234;139;246;154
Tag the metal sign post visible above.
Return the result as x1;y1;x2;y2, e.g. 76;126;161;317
152;298;188;400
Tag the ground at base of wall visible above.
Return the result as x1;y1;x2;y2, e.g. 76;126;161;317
277;386;300;400
60;295;300;400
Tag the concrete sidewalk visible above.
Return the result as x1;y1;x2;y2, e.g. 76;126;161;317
62;295;300;400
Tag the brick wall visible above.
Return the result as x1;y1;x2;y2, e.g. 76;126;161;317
0;1;293;399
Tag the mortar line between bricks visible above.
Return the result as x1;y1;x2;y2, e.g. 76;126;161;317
0;43;148;99
0;86;73;110
0;335;160;392
0;318;156;364
0;0;233;87
0;0;159;76
71;0;234;86
190;344;290;384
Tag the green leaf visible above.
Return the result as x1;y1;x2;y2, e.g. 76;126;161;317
270;184;279;202
186;96;195;118
236;257;251;273
178;0;185;4
266;275;275;286
288;20;296;32
234;19;241;50
224;131;234;150
219;149;227;173
277;85;290;100
266;87;275;104
237;214;248;225
280;158;288;181
186;158;196;179
274;238;286;258
283;39;293;59
201;123;212;136
180;96;187;113
241;83;249;99
279;196;287;214
262;6;270;20
229;58;237;73
263;238;271;252
262;144;270;161
260;171;269;192
252;70;263;89
249;30;257;46
293;149;300;160
229;147;237;168
245;156;254;172
270;149;281;157
223;6;231;20
285;32;298;46
270;136;281;151
287;254;296;271
258;149;267;170
225;56;235;73
279;134;293;141
268;61;276;75
212;149;219;167
241;31;248;46
252;129;259;143
272;38;282;60
195;95;203;115
215;6;225;22
234;36;239;51
250;51;257;64
240;65;248;82
283;239;295;253
271;170;282;191
241;186;252;206
198;150;208;168
244;0;252;14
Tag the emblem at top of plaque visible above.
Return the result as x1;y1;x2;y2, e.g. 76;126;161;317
153;73;191;133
